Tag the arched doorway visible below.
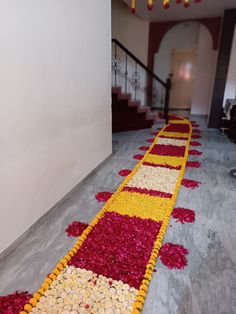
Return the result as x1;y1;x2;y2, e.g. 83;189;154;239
152;21;217;117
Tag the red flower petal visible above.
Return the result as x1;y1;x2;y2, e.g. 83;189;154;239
169;115;185;120
159;243;189;269
190;141;202;146
95;191;113;202
192;129;201;133
151;131;159;136
147;3;154;10
189;149;203;156
160;135;188;140
172;207;196;224
0;291;32;314
123;186;172;198
182;179;201;189
146;138;155;143
186;161;201;168
65;221;89;237
143;162;181;170
192;134;201;139
118;169;132;177
130;7;135;14
133;154;144;160
69;212;162;289
139;146;149;151
164;124;190;133
151;144;185;157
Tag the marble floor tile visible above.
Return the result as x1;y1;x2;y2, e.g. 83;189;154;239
0;116;236;314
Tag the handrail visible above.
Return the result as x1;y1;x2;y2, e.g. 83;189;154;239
112;38;170;124
112;38;166;87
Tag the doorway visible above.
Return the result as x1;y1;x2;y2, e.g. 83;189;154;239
170;48;197;110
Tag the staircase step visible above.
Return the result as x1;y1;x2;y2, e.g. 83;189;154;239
128;101;140;108
119;93;132;101
137;107;150;114
112;86;155;132
112;86;122;94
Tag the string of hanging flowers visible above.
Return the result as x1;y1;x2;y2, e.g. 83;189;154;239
131;0;203;14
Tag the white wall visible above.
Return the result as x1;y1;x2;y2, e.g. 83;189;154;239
191;25;217;115
0;0;112;253
223;25;236;106
112;0;149;65
112;0;149;106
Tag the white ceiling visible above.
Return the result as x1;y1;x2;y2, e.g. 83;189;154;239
122;0;236;22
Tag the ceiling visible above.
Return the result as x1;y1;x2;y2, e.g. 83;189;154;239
122;0;236;22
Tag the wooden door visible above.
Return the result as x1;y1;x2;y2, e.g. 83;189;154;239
170;49;197;109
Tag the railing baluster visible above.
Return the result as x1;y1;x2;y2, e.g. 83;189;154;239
164;75;171;125
125;54;128;93
135;62;137;100
114;43;117;86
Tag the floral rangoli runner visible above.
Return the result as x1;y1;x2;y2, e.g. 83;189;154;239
20;117;193;314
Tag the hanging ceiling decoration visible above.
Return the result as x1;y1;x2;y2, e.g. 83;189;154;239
130;0;203;14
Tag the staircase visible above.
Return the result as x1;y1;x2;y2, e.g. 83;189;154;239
111;39;171;133
112;87;159;132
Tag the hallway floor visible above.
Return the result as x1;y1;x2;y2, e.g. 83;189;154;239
0;115;236;314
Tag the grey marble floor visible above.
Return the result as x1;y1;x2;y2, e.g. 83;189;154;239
0;116;236;314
